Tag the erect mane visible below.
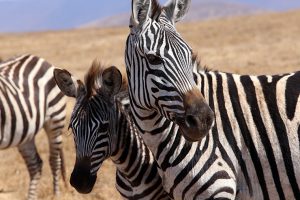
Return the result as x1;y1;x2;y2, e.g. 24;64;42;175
84;59;128;99
151;0;162;20
192;53;212;73
84;59;104;98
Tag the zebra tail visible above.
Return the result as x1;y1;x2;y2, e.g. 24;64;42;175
60;148;68;188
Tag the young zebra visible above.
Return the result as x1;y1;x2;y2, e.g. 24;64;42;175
125;0;300;199
53;61;170;200
0;54;66;200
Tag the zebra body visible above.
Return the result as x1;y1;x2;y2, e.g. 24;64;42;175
0;54;66;200
126;0;236;199
54;62;170;199
126;0;300;199
193;68;300;199
126;41;237;198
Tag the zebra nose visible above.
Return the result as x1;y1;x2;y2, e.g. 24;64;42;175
70;157;97;194
179;88;214;142
185;103;214;128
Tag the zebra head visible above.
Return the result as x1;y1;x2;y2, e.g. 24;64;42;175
126;0;214;141
53;61;122;194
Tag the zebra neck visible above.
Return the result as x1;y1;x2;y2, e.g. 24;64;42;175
110;109;143;177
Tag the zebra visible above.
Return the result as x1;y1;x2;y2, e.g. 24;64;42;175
53;60;171;199
0;54;67;200
125;0;300;199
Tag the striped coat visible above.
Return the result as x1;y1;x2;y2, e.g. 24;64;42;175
54;63;171;199
194;65;300;199
0;54;66;200
125;0;300;199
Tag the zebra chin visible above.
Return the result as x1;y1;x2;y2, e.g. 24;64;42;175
178;122;212;142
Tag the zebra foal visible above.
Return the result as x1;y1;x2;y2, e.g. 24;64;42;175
54;60;170;199
0;54;66;200
125;0;300;199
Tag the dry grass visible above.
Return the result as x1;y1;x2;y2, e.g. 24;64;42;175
178;10;300;74
0;10;300;200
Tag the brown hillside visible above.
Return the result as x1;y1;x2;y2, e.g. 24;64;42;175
0;10;300;200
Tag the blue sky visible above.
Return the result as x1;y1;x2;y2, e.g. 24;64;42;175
0;0;130;32
0;0;299;32
234;0;300;10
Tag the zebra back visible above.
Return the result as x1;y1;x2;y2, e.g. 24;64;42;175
0;54;66;147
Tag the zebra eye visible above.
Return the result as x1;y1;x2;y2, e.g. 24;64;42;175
146;54;163;65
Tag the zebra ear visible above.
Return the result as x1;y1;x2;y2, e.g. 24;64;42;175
101;66;122;100
53;68;84;98
164;0;191;23
131;0;152;26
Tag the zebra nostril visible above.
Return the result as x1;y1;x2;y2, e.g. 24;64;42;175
186;115;198;128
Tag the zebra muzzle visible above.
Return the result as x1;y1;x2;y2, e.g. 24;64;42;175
175;112;214;142
70;157;97;194
177;88;215;142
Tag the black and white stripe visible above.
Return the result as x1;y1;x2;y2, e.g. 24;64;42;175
54;63;170;199
193;68;300;199
0;54;66;200
126;0;236;199
126;0;300;199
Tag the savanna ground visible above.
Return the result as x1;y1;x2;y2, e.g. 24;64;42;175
0;10;300;200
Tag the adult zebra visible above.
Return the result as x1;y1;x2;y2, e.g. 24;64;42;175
0;54;66;200
53;61;170;199
125;0;300;199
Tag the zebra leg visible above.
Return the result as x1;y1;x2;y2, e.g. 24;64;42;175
43;120;65;196
18;139;43;200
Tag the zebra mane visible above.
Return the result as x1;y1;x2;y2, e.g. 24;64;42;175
84;59;104;98
84;59;128;99
151;0;162;20
192;53;212;73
